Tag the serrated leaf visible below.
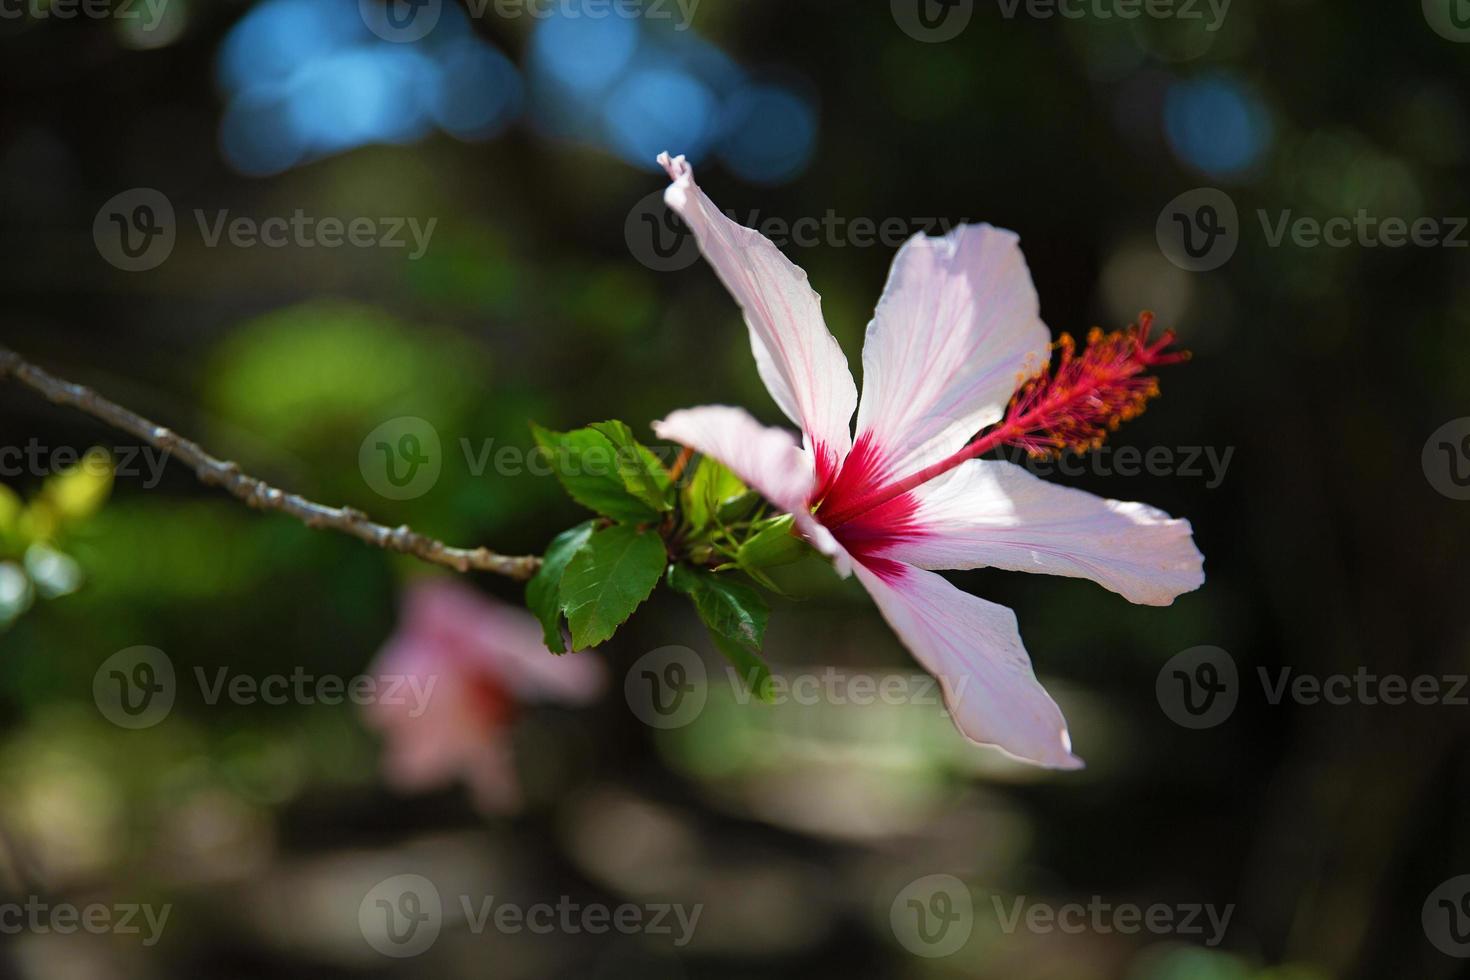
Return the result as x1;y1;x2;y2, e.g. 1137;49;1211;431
667;564;773;702
667;564;769;650
681;456;749;532
590;420;673;513
737;514;812;572
525;520;596;653
531;423;661;523
559;524;666;649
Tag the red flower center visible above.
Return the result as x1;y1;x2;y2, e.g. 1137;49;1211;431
819;312;1188;533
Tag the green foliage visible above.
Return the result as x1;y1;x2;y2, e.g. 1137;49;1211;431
530;422;667;524
680;456;748;533
525;520;596;653
527;419;819;658
0;450;114;630
558;524;667;650
588;420;674;514
667;564;773;701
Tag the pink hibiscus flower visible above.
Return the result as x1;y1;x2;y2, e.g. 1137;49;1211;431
650;152;1204;769
363;578;605;812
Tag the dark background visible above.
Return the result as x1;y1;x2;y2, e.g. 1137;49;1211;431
1;0;1468;976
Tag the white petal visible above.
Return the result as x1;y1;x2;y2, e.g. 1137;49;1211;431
652;405;814;514
853;560;1081;769
658;153;857;469
854;224;1050;481
881;460;1205;606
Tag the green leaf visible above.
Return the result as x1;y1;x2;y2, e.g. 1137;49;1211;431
737;514;812;572
667;564;773;701
531;423;661;523
711;631;774;703
667;564;769;650
589;420;673;513
559;524;667;649
525;520;596;653
680;456;749;532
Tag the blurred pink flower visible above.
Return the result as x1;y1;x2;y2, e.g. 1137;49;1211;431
651;152;1203;770
363;578;604;813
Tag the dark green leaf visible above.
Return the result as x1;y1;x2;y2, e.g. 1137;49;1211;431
559;524;667;649
667;564;768;651
711;631;774;703
531;423;661;523
666;564;773;700
590;420;674;513
525;520;596;653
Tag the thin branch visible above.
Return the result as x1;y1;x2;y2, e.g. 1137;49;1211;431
0;346;542;581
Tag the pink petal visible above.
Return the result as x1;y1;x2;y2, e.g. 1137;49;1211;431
658;152;857;472
878;460;1205;606
853;224;1050;482
396;578;605;703
853;558;1082;769
652;405;815;513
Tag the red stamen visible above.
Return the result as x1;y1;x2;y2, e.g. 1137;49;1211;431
823;312;1187;528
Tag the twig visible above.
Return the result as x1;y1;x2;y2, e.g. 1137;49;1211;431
0;346;542;581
